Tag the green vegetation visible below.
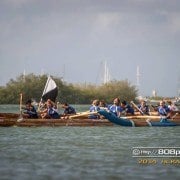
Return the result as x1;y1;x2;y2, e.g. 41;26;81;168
0;73;138;104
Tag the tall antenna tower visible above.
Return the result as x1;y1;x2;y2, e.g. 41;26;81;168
95;61;111;85
178;76;180;97
62;64;65;82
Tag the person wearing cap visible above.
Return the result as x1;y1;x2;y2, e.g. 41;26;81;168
23;99;38;118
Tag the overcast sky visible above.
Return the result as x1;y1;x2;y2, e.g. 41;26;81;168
0;0;180;97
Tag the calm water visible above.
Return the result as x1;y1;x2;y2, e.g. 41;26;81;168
0;105;179;180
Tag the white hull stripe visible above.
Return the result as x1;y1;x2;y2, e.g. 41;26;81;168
129;120;135;127
146;119;152;127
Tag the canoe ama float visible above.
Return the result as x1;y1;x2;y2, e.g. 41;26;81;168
98;110;180;127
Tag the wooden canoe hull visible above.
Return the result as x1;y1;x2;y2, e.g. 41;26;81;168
0;111;180;127
0;113;20;119
0;118;113;127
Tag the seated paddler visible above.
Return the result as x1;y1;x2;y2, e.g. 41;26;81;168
108;98;121;117
22;99;38;118
120;100;134;116
41;99;60;119
138;100;150;115
158;100;171;122
88;99;100;119
61;103;76;117
99;100;108;110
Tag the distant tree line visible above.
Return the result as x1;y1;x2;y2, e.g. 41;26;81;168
0;73;138;104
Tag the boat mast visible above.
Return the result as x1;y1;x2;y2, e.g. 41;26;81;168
104;61;107;84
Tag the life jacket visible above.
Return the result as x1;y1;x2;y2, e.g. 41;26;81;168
25;106;38;118
64;106;76;114
108;105;121;116
158;106;170;116
48;107;60;119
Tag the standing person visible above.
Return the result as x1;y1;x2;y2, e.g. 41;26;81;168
23;99;38;118
108;98;121;117
89;99;100;119
120;100;134;116
138;100;150;115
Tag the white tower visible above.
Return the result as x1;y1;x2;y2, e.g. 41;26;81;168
152;89;157;97
103;61;110;84
136;65;141;87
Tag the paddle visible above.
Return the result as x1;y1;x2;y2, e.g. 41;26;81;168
17;93;23;122
69;111;98;119
171;112;179;120
123;115;161;119
76;110;90;115
130;101;144;115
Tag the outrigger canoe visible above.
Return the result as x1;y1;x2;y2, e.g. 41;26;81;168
0;111;180;127
98;110;180;127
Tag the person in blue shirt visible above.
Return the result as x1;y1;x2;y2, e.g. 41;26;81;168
61;103;76;116
108;98;121;117
23;99;38;118
120;100;134;116
138;100;150;115
88;99;100;119
41;99;60;119
158;100;171;119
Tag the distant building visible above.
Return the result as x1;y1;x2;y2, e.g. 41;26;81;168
152;89;157;97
